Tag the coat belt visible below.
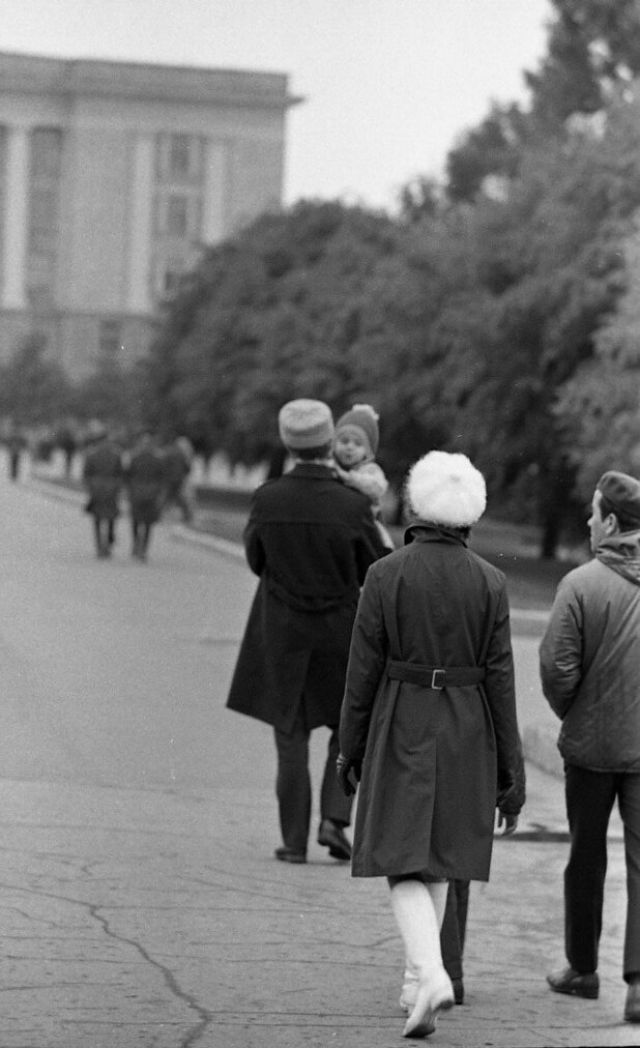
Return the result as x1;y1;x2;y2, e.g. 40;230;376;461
386;659;485;690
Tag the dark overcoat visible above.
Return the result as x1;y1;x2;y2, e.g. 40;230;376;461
126;448;165;524
83;441;123;520
339;524;524;880
226;462;387;733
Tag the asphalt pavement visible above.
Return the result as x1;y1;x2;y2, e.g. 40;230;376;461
0;461;634;1047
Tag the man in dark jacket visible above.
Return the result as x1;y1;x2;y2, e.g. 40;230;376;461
227;398;387;865
540;470;640;1024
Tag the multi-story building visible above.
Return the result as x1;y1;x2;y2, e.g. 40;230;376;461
0;51;299;376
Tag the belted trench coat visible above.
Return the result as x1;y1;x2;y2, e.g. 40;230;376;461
339;524;524;880
226;463;387;733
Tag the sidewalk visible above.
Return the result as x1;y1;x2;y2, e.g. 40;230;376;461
17;473;635;1047
0;756;632;1047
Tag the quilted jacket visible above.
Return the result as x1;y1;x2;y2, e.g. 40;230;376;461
539;530;640;771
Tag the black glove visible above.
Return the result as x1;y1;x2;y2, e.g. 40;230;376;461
336;753;362;797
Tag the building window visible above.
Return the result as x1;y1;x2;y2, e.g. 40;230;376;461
156;133;203;184
99;319;122;356
154;191;202;240
166;194;189;237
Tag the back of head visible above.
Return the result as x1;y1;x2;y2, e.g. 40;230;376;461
597;471;640;532
406;451;486;528
278;399;334;453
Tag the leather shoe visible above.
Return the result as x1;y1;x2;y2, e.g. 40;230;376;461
624;979;640;1022
274;846;306;864
317;819;351;860
547;966;599;999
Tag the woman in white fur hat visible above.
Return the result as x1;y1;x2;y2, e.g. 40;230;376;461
338;450;525;1038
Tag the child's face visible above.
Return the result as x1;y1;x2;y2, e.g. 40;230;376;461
334;426;369;467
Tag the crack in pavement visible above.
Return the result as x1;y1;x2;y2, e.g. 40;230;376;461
0;880;214;1047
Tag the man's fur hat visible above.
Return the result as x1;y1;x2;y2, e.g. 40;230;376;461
407;451;486;527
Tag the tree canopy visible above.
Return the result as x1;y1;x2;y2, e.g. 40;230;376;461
143;1;640;557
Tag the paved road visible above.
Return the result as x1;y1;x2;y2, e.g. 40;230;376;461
0;463;634;1046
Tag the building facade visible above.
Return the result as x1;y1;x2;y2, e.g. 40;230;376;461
0;52;299;376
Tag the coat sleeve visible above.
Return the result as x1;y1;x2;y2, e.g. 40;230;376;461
339;568;388;762
539;575;583;719
484;584;525;812
344;462;389;503
353;507;388;583
243;499;265;577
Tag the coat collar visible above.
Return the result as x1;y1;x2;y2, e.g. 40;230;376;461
404;522;469;547
288;461;336;479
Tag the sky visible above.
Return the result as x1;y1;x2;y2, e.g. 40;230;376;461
1;0;553;211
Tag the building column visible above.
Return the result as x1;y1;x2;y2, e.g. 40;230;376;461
2;124;30;310
127;133;154;313
202;139;228;245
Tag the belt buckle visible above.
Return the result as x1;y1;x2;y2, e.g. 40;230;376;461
431;669;445;690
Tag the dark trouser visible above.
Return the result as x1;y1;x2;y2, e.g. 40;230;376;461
132;520;152;556
165;485;192;522
565;764;640;981
440;879;470;982
274;710;353;855
93;517;115;556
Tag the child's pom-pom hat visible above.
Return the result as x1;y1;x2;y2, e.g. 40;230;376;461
407;451;486;527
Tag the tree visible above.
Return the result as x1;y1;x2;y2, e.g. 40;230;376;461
445;1;640;202
144;201;407;470
554;217;640;500
437;93;640;554
526;0;640;130
0;332;71;425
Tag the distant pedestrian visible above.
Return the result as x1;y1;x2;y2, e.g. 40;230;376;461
338;451;525;1038
56;421;78;479
125;432;165;561
82;426;123;558
540;470;640;1023
162;436;194;523
6;425;27;481
227;399;387;865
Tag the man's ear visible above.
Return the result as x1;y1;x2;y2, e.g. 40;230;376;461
604;512;620;535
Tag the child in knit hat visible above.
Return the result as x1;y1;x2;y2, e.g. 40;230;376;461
333;404;394;549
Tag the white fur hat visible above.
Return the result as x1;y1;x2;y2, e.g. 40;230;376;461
407;451;486;527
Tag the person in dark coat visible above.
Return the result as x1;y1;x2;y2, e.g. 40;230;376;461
162;436;194;523
125;432;165;561
6;425;27;481
82;426;124;558
227;398;387;865
338;450;525;1039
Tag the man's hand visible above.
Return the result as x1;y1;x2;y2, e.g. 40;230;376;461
497;810;518;836
336;754;361;797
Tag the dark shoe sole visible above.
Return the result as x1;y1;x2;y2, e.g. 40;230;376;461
547;977;599;999
322;843;351;860
274;847;306;864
